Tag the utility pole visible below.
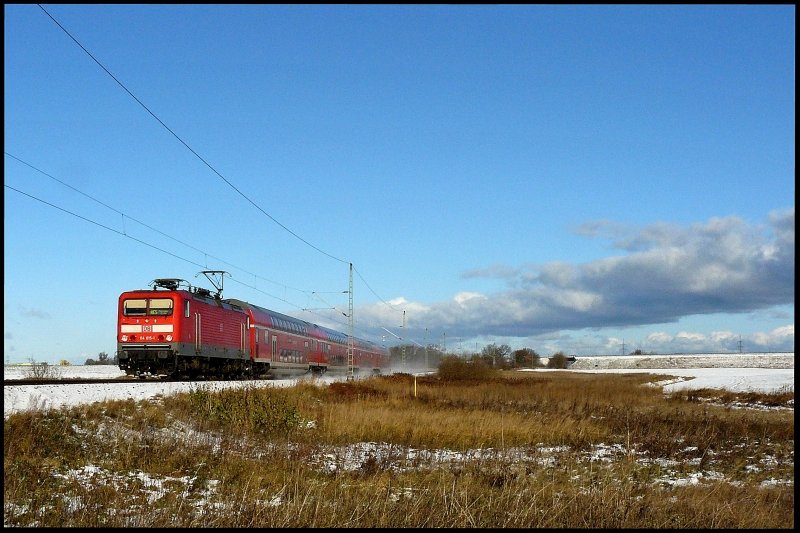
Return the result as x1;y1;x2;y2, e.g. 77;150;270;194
347;263;354;381
738;336;743;353
401;310;406;368
621;339;626;356
424;327;428;370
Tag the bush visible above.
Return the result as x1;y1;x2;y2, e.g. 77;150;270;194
85;352;118;366
437;355;494;380
547;352;569;369
24;362;61;380
512;348;541;368
184;385;303;436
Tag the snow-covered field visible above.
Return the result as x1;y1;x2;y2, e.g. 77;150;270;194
3;356;794;525
563;352;794;394
569;352;794;369
4;352;794;418
4;364;310;418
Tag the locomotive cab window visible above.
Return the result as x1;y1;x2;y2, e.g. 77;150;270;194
123;299;147;316
123;298;174;317
149;298;173;316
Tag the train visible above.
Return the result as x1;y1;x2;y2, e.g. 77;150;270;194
116;277;391;379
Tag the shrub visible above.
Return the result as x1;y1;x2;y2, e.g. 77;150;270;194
24;362;61;380
437;355;494;380
184;385;303;436
547;352;569;369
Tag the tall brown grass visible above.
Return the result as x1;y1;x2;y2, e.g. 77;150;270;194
3;366;793;528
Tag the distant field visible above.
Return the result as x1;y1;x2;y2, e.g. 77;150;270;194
567;352;793;369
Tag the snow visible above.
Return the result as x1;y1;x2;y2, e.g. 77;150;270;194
4;353;794;419
3;355;794;525
4;364;304;418
563;352;794;393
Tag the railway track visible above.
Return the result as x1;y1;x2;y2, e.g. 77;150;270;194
2;373;304;386
4;377;168;386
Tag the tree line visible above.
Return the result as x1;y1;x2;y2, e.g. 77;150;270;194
84;351;119;366
83;344;574;369
388;343;572;370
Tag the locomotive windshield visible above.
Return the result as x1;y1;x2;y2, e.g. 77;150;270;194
123;298;174;317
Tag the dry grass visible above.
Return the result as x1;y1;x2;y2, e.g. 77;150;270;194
3;364;793;528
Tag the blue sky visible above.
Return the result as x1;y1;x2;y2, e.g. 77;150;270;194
4;4;795;364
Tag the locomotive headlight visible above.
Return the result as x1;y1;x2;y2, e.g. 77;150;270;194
121;335;128;342
166;334;173;342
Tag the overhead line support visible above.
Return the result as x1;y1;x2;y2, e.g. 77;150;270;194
347;263;354;381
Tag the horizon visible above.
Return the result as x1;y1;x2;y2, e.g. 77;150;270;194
5;350;795;367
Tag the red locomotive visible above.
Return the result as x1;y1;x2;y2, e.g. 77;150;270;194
116;276;390;379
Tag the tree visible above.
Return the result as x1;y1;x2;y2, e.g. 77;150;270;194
481;343;512;368
388;344;444;370
512;348;541;368
547;351;569;369
85;351;116;365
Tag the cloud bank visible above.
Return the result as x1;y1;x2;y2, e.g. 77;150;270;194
356;208;794;352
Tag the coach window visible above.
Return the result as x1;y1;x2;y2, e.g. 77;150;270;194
123;299;147;316
148;298;174;316
184;300;190;318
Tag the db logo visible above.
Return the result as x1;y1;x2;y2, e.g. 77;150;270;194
143;325;153;332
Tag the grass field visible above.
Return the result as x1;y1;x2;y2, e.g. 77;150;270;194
3;357;794;528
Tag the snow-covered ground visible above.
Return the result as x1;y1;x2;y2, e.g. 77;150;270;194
3;357;794;524
4;365;313;418
569;352;793;369
563;352;794;393
4;353;794;418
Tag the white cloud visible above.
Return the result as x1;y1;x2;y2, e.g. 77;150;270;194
675;332;706;342
771;324;794;338
453;292;486;305
646;332;673;344
752;325;795;347
710;331;737;343
355;209;794;353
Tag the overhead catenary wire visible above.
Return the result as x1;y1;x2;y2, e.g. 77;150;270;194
4;153;383;337
5;181;387;339
352;265;405;313
37;3;347;266
4;151;310;296
5;184;207;272
33;4;409;328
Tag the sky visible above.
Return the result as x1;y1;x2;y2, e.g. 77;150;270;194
4;4;795;364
